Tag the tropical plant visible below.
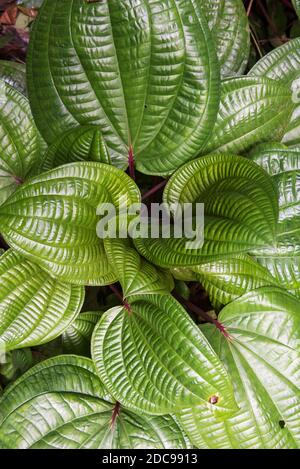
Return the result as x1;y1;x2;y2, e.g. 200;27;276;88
0;0;300;450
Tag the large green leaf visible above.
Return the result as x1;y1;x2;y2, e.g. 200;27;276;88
0;162;141;285
249;143;300;297
92;294;236;415
41;126;111;172
0;79;46;206
0;61;26;95
104;237;174;298
0;356;191;449
202;0;250;78
203;77;294;155
27;0;220;176
249;38;300;146
62;311;102;357
0;249;84;352
192;254;279;309
134;155;279;267
178;287;300;449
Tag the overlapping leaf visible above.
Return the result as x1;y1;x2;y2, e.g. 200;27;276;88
134;155;279;267
0;61;26;95
0;79;45;206
41;126;111;172
92;294;236;415
249;38;300;146
203;77;294;155
0;162;141;285
178;287;300;449
249;143;300;297
202;0;250;78
292;0;300;19
104;238;174;298
27;0;220;175
0;356;191;449
0;250;84;352
62;312;102;357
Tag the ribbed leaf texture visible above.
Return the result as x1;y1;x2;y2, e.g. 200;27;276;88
0;356;191;449
92;294;237;415
178;287;300;449
249;38;300;146
104;238;174;298
62;312;102;357
135;155;279;267
293;0;300;18
203;77;294;155
27;0;220;176
202;0;250;78
0;61;26;95
42;126;111;172
0;162;141;285
249;143;300;298
0;250;84;352
0;79;46;206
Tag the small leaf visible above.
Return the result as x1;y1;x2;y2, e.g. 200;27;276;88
92;294;237;415
0;60;26;95
0;79;46;206
41;126;112;172
203;77;295;155
0;249;84;352
104;237;174;298
62;311;102;356
202;0;250;78
292;0;300;19
0;162;141;285
0;356;191;449
178;287;300;449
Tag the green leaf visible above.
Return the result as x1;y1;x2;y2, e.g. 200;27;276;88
0;249;84;352
0;356;191;449
92;294;237;415
134;155;279;267
203;77;294;155
292;0;300;18
62;311;102;357
178;287;300;449
0;162;141;285
249;143;300;297
27;0;220;176
0;61;26;96
0;349;33;383
192;254;280;309
104;237;174;298
0;79;46;207
41;126;112;172
248;38;300;146
202;0;250;78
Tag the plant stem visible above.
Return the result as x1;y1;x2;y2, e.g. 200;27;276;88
142;180;167;200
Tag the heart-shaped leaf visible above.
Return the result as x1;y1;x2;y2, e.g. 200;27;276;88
92;294;236;415
41;126;112;172
249;143;300;297
0;79;46;206
104;238;174;298
0;61;26;95
178;287;300;449
249;38;300;146
62;311;102;356
0;249;84;352
134;155;279;267
0;162;141;285
0;356;191;449
27;0;220;176
203;77;294;155
202;0;250;78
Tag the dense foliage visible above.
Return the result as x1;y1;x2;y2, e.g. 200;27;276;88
0;0;300;449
